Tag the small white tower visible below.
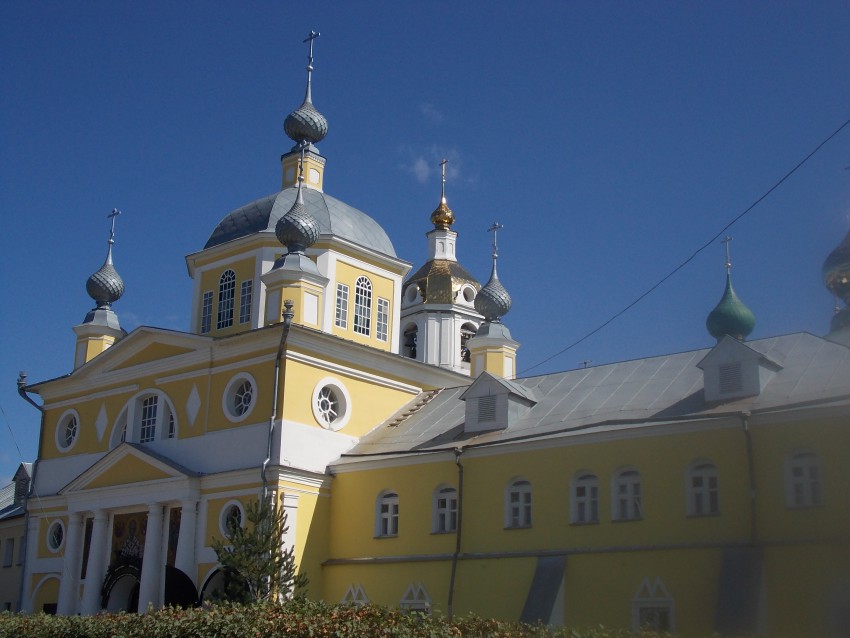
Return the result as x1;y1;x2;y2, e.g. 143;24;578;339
400;160;483;373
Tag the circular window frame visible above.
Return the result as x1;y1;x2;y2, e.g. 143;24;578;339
311;377;352;431
222;373;258;423
55;409;80;453
219;500;245;537
47;520;65;553
462;286;476;304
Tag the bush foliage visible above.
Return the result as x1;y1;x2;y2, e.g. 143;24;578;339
0;599;675;638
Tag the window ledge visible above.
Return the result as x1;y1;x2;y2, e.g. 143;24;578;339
374;534;398;539
611;517;643;523
569;520;600;526
430;530;456;535
504;525;533;531
686;512;721;519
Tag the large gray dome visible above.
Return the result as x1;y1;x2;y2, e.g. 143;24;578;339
205;187;397;256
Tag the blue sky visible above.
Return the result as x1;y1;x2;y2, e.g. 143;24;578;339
1;2;849;481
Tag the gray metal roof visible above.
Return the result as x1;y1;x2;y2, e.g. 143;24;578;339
338;333;850;461
205;187;397;256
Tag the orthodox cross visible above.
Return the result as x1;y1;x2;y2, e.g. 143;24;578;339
303;30;320;65
722;235;733;274
488;222;504;259
107;208;121;245
440;158;448;202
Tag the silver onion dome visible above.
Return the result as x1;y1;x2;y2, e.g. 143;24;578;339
284;31;328;146
86;210;125;308
275;168;320;253
475;259;512;322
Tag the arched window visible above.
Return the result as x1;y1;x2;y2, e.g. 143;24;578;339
217;270;236;329
505;478;532;528
376;491;399;537
612;468;642;521
403;324;418;359
353;276;372;336
460;323;477;363
109;391;177;448
432;486;457;533
570;472;599;524
686;461;719;516
785;452;822;508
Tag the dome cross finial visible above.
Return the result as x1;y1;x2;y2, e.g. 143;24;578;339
86;209;125;309
284;30;328;147
302;30;320;103
488;221;503;261
706;236;755;341
722;235;733;274
475;222;512;323
440;158;448;204
430;158;455;229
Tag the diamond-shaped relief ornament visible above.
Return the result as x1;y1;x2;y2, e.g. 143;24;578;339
96;404;108;441
186;385;201;426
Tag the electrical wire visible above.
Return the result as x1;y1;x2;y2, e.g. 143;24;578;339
519;115;850;376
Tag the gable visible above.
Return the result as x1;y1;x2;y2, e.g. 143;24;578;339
60;444;194;494
111;342;198;370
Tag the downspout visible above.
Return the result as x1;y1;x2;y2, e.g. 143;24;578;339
262;300;294;503
16;371;43;613
741;411;757;544
447;446;464;620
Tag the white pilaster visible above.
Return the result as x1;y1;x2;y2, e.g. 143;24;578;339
137;503;164;613
56;512;84;615
81;510;110;615
175;499;198;581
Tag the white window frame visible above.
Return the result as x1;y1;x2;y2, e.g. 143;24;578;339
219;500;245;537
239;280;253;325
311;377;352;431
46;520;65;554
139;394;159;443
376;297;390;342
201;290;213;334
222;373;258;423
353;276;372;336
375;491;399;537
55;409;80;453
570;471;599;524
109;390;177;448
335;283;349;329
505;478;532;529
613;468;642;521
400;582;431;614
632;577;675;632
686;461;719;516
340;583;369;606
217;270;236;329
432;485;458;533
785;451;822;508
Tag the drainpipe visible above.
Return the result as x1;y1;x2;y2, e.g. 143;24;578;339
447;447;464;620
16;371;43;613
262;300;294;503
741;411;757;544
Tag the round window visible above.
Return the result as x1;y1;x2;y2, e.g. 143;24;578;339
55;410;80;452
47;520;65;552
223;374;258;423
219;501;245;536
311;378;352;431
463;286;476;303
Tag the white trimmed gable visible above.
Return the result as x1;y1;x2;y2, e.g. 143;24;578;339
697;336;782;403
460;372;537;433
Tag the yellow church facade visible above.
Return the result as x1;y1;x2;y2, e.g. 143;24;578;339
17;36;850;638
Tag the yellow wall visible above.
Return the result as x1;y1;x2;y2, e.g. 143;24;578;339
30;576;60;613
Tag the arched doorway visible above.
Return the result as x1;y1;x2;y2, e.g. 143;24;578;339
102;565;140;612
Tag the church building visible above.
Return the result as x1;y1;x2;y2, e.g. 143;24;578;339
17;35;850;638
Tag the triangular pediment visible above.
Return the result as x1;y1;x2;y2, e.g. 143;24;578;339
460;371;537;404
697;335;780;371
60;443;198;494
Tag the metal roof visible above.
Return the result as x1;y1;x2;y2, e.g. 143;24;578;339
204;187;397;256
337;333;850;461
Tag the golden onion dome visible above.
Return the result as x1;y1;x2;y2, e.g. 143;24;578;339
430;198;455;230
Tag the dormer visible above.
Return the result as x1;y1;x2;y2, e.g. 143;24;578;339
697;336;782;403
460;371;537;433
13;462;31;507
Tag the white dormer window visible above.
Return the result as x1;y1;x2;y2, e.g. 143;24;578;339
461;372;537;433
698;337;781;403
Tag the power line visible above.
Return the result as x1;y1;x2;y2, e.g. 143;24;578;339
519;115;850;376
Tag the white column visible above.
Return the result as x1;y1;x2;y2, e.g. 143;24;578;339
21;514;41;612
137;503;164;613
174;500;198;581
56;512;84;615
81;510;109;615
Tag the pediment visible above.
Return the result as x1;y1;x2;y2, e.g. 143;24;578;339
697;335;780;371
60;443;197;494
460;371;537;404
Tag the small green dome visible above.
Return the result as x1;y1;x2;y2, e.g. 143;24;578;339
706;274;755;341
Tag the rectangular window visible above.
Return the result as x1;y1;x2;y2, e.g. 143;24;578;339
2;538;13;567
201;291;213;334
376;298;389;342
380;501;399;536
139;395;158;443
478;395;496;422
335;284;349;329
239;280;253;325
17;536;24;565
719;362;743;394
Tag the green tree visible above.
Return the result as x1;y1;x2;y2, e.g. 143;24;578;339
211;497;308;603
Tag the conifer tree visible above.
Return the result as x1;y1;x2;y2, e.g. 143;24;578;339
211;497;307;603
